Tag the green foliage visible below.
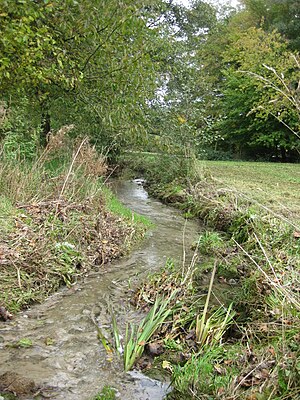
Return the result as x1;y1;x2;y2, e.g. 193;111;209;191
0;393;17;400
190;6;300;161
198;147;235;161
216;27;299;159
197;231;224;255
163;338;183;352
123;295;174;371
17;338;33;348
0;0;173;152
195;263;236;348
0;98;39;160
122;152;194;187
93;386;116;400
54;242;83;287
1;0;299;161
242;0;300;51
0;0;61;89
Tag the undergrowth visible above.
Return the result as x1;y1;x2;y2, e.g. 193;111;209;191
0;127;148;313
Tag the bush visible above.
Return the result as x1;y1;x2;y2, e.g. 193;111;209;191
198;147;235;161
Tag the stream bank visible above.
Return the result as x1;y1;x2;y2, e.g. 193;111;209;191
120;154;300;399
0;180;200;399
0;134;151;315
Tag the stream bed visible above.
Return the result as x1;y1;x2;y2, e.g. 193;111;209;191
0;180;200;400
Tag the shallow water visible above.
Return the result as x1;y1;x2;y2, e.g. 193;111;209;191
0;180;200;399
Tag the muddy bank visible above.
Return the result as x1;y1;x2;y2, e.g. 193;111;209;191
0;180;200;399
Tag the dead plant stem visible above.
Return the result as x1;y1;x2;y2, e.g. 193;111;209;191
59;137;88;200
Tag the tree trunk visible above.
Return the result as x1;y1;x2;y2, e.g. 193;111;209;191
280;147;287;162
40;105;51;147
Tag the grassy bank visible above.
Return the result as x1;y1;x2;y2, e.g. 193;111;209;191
122;154;300;400
0;129;148;315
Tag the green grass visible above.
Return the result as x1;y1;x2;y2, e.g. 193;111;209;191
170;346;239;399
197;160;300;224
0;195;19;234
92;386;116;400
103;186;153;227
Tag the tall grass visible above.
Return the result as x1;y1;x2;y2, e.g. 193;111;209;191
195;262;236;348
0;127;147;311
0;126;108;204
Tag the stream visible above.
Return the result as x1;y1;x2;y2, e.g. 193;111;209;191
0;180;200;400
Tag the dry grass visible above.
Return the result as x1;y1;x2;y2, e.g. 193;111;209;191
0;128;143;313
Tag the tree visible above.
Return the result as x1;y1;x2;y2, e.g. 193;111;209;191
241;0;300;51
0;0;169;151
210;26;299;160
145;0;217;155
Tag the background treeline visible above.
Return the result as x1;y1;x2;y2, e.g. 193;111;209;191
0;0;299;162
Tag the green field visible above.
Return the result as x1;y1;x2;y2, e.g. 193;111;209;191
197;160;300;225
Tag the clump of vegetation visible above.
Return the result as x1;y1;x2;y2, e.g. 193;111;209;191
0;127;148;313
123;295;175;371
93;385;116;400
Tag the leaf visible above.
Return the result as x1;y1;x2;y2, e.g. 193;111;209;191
214;363;225;375
162;360;173;371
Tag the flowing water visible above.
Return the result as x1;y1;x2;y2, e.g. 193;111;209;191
0;180;200;400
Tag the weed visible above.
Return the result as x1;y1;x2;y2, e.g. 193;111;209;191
163;338;183;352
170;347;236;399
195;263;236;348
7;338;33;349
92;385;116;400
197;231;224;255
0;393;17;400
17;338;33;348
123;294;176;371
